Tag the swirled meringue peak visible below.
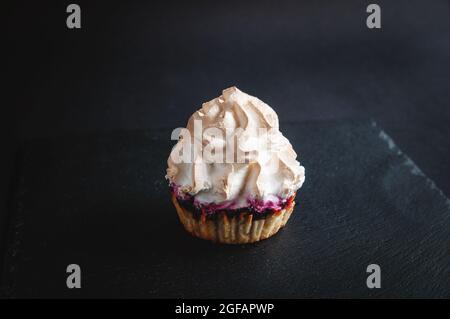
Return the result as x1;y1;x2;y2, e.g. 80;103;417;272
166;87;305;212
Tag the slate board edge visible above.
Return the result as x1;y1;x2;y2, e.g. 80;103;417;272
1;145;27;298
370;120;450;206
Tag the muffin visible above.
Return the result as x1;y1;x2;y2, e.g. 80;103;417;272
166;87;305;244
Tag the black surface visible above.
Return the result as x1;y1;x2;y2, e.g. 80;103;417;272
3;0;450;298
5;0;450;193
3;2;450;239
2;120;449;298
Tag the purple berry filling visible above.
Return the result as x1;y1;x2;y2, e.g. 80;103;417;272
169;184;295;219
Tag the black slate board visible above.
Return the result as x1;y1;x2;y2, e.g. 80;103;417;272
1;120;449;298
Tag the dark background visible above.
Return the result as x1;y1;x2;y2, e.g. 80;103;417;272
2;0;449;277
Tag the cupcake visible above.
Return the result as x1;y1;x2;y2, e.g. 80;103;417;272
166;87;305;244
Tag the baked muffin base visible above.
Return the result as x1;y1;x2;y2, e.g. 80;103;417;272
171;194;296;244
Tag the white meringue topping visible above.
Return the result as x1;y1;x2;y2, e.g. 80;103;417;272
166;87;305;209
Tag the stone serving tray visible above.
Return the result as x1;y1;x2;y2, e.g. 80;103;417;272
1;120;449;298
